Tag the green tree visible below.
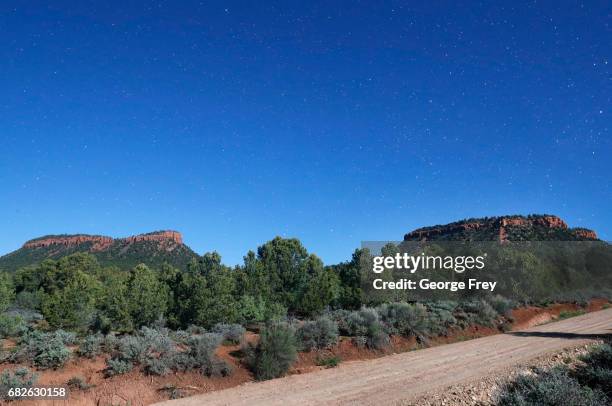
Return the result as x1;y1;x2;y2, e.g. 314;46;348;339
97;269;132;332
299;256;340;316
333;249;367;309
256;237;312;312
0;273;15;312
125;264;169;328
177;254;240;328
40;267;101;330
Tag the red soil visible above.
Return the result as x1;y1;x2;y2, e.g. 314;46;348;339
2;299;608;405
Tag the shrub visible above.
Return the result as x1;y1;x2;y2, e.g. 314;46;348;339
0;314;27;338
496;367;606;406
33;335;71;369
53;329;77;345
145;357;171;376
168;351;196;372
105;358;133;376
159;384;185;400
78;334;103;358
12;329;71;369
102;334;120;353
139;326;173;354
486;295;514;316
188;333;231;377
118;335;148;362
461;300;499;327
425;301;458;336
14;291;42;310
574;343;612;398
172;329;192;344
212;323;246;344
342;308;389;350
67;376;93;390
559;310;586;320
186;325;207;335
247;323;297;380
296;317;338;351
316;355;341;368
0;367;38;400
329;309;352;335
377;302;430;338
264;302;288;322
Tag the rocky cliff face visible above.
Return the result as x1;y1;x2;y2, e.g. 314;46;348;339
122;231;183;245
572;228;598;240
23;231;183;251
404;215;597;242
24;235;114;251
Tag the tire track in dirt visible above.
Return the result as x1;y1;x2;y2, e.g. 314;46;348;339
155;308;612;406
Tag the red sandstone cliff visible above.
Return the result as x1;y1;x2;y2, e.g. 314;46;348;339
404;215;596;242
573;228;598;240
23;231;183;251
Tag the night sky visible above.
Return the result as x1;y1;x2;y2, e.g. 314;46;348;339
1;1;610;265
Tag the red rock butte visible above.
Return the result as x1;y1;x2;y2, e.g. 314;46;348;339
23;230;183;250
404;215;597;242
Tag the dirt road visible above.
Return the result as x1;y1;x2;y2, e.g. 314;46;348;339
156;308;612;406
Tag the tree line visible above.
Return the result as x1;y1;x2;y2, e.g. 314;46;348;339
1;237;366;332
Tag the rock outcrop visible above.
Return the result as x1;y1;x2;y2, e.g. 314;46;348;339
122;231;183;245
404;215;597;242
23;230;183;251
572;228;598;240
24;235;114;251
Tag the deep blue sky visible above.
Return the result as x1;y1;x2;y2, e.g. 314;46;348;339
1;1;610;265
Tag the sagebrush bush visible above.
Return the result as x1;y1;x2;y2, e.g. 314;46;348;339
118;335;148;362
496;367;606;406
11;329;71;369
0;367;38;400
212;323;246;344
574;343;612;398
329;309;352;335
425;301;458;335
186;325;207;335
105;358;133;376
296;316;338;351
188;333;231;377
343;308;389;350
140;326;173;354
145;357;171;376
171;329;192;344
67;376;93;390
102;334;120;353
33;335;71;369
78;334;103;358
247;323;297;380
461;300;499;327
377;302;429;338
486;295;514;316
54;329;77;345
168;351;196;372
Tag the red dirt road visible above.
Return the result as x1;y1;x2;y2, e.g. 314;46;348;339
156;308;612;406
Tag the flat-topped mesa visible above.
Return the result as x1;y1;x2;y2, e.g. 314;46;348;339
121;231;183;245
23;230;184;251
404;215;594;242
23;235;114;251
